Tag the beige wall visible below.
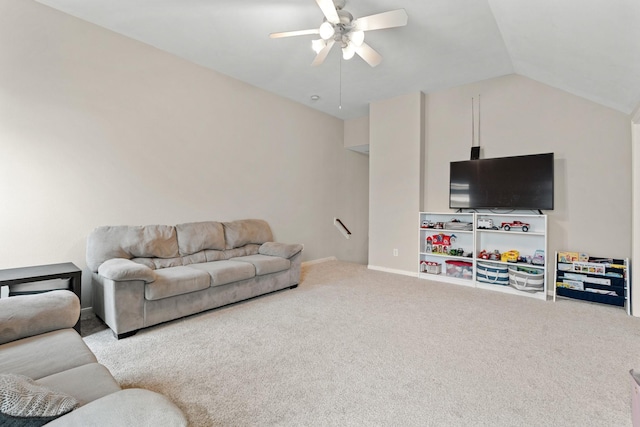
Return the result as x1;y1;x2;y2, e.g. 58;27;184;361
632;105;640;315
365;75;631;284
424;74;632;260
0;0;369;306
369;92;424;274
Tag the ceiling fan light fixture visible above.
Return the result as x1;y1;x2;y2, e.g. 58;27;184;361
350;30;365;47
342;42;356;60
312;39;326;54
319;21;335;40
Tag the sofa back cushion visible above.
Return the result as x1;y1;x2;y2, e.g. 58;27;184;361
175;221;225;255
223;219;273;249
86;225;179;272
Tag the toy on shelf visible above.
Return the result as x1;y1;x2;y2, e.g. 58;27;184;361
501;250;520;263
420;220;435;229
445;219;473;231
478;249;501;261
477;218;499;230
425;233;456;254
531;250;545;266
501;221;530;232
420;261;441;274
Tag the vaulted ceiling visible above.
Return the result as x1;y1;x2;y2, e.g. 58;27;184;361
35;0;640;120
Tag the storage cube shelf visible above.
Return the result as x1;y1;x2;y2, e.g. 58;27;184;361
419;212;475;287
419;212;548;300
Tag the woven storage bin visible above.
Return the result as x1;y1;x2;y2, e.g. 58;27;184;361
476;261;509;286
508;265;544;292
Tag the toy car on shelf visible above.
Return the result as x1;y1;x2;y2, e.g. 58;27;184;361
421;220;435;228
501;250;520;263
501;221;530;232
477;218;499;230
531;249;545;266
478;249;501;260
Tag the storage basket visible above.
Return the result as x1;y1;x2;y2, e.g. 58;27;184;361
508;265;544;292
445;260;473;279
476;261;509;286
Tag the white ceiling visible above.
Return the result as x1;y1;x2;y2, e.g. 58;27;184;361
35;0;640;120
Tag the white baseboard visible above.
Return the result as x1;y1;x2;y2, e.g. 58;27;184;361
367;265;419;278
302;257;338;267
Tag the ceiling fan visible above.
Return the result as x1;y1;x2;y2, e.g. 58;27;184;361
269;0;408;67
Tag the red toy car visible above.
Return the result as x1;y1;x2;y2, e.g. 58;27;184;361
501;221;529;232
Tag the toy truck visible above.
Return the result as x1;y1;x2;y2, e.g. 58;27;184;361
477;218;498;230
501;221;529;232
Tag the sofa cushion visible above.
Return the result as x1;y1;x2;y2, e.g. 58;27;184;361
98;259;156;283
181;251;207;266
145;266;211;301
176;221;226;255
150;257;184;269
231;255;291;276
0;330;97;380
0;291;79;346
0;374;78;422
223;219;273;249
259;242;304;259
46;388;188;427
37;363;121;406
204;249;227;262
87;225;179;272
188;261;256;287
223;244;260;259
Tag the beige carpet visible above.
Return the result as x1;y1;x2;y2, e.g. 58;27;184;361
83;260;640;426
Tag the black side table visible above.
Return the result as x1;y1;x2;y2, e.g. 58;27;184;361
0;262;82;333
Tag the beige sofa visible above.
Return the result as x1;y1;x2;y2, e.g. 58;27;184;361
0;290;187;426
87;219;303;339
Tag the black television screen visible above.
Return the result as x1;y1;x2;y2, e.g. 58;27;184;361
449;153;554;210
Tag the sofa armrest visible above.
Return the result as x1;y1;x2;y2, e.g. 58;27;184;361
259;242;303;259
98;258;156;283
47;388;187;426
0;290;79;345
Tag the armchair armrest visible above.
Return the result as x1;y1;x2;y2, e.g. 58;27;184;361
259;242;303;259
97;258;156;283
47;388;187;426
0;290;79;345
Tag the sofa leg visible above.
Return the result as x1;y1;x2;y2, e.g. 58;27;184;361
114;330;138;340
289;284;298;289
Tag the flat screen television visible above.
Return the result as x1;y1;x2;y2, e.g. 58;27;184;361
449;153;554;210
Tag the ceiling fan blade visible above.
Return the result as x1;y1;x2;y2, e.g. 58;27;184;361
311;39;335;66
354;9;408;31
355;42;382;67
316;0;340;24
269;29;320;38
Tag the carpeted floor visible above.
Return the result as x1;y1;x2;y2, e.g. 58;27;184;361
82;260;640;426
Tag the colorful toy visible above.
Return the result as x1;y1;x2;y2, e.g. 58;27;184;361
531;249;545;266
430;233;457;254
501;221;530;232
501;250;520;263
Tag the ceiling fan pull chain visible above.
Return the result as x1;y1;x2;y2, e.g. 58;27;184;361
339;57;342;110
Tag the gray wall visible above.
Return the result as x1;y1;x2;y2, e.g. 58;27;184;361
0;0;369;306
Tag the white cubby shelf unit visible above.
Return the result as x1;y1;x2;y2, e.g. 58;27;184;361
419;212;548;301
